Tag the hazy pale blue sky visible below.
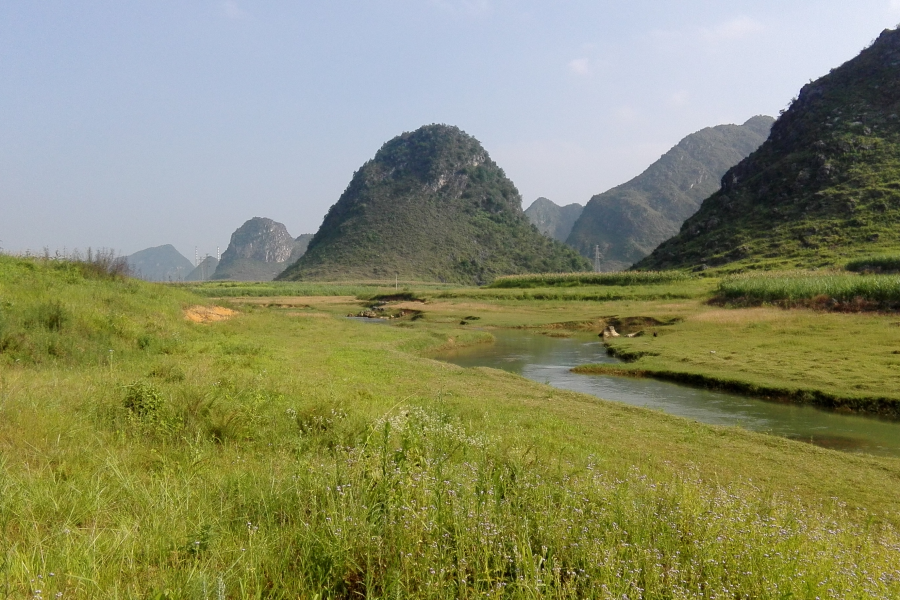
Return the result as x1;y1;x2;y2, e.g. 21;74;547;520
3;1;900;260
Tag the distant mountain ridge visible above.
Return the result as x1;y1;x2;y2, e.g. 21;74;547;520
638;28;900;271
278;124;590;284
567;116;774;271
185;256;219;282
212;218;312;281
126;244;193;282
524;197;583;242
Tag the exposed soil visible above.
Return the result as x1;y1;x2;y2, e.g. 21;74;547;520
184;305;238;323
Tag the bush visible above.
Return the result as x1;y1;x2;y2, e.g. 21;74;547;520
24;300;68;331
122;381;164;420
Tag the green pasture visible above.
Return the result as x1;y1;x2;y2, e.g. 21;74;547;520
488;271;692;288
2;255;900;597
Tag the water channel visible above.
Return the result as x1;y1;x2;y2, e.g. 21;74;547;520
435;329;900;458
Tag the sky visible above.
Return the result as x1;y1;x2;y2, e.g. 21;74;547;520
3;1;900;261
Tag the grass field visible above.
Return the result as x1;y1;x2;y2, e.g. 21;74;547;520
846;254;900;273
488;271;692;288
714;271;900;310
3;256;900;597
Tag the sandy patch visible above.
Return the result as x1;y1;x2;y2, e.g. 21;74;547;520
184;305;238;323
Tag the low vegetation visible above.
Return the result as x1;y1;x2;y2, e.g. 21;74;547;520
714;271;900;310
488;271;691;288
4;255;900;597
180;280;452;299
846;254;900;273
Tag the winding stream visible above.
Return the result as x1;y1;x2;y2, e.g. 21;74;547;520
436;329;900;458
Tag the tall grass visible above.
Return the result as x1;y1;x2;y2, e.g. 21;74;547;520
4;388;899;598
846;254;900;273
0;255;196;365
489;271;691;288
716;271;900;308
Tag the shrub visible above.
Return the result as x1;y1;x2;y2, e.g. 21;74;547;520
24;300;68;331
122;381;164;420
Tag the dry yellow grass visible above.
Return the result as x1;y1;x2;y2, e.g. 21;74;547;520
182;305;238;323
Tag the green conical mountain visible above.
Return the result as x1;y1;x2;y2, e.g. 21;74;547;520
567;116;773;271
638;28;900;271
278;125;590;284
524;197;584;242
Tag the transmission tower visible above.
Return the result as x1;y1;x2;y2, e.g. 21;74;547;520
593;245;602;272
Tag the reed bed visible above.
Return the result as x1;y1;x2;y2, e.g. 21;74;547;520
846;254;900;273
715;271;900;308
488;271;691;288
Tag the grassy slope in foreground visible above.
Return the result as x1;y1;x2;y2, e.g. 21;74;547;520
2;257;900;597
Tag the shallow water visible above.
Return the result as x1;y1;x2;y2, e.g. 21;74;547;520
437;329;900;458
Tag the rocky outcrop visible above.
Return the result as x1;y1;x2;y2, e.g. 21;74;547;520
212;218;311;281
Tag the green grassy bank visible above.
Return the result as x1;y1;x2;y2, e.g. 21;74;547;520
2;256;900;598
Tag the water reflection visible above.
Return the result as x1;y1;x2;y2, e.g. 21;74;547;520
438;330;900;458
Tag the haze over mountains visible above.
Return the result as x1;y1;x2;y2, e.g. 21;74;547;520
125;245;194;282
212;218;312;281
524;198;584;242
639;28;900;271
184;256;219;282
566;116;774;271
122;27;900;281
127;219;312;283
279;124;590;284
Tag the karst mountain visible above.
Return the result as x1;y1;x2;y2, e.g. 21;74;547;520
278;124;590;284
638;28;900;271
524;197;584;242
126;245;194;282
567;116;774;271
212;218;312;281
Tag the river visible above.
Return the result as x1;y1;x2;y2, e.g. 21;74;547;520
436;329;900;458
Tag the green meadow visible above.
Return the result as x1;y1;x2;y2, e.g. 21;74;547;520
3;256;900;598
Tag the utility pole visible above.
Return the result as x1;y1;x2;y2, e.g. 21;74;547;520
593;245;602;272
